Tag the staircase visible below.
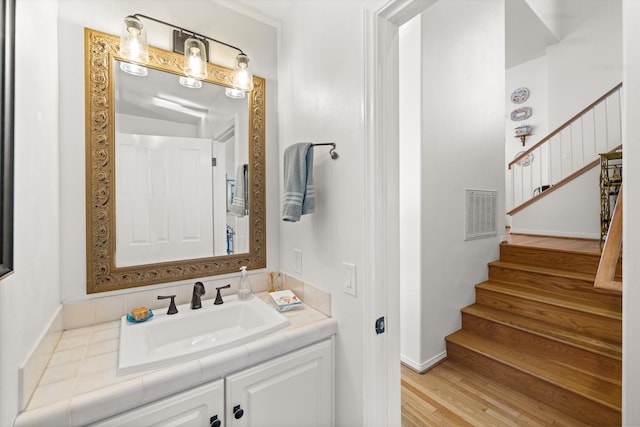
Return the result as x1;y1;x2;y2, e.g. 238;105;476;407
445;237;622;426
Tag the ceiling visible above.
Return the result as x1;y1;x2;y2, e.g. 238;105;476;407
506;0;610;69
224;0;611;70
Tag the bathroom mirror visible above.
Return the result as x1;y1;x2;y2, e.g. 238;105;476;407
85;28;265;293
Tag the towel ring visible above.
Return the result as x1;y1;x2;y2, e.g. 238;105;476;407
311;143;339;160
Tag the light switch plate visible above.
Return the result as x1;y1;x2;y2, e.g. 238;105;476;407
342;262;357;296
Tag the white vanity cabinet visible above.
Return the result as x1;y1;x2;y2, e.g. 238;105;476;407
225;339;334;427
90;379;225;427
90;339;333;427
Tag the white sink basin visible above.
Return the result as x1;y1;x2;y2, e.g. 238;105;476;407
118;295;290;375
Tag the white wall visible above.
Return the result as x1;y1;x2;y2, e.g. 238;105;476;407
510;167;600;238
398;0;505;371
275;1;386;425
56;0;279;301
399;14;423;369
622;2;640;424
546;2;622;129
0;1;61;425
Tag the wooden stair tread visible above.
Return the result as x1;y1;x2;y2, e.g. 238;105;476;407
476;281;622;321
461;304;621;360
500;240;601;256
446;330;621;410
503;234;601;255
489;260;595;282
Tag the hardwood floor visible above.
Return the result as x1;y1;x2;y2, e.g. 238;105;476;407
401;361;586;427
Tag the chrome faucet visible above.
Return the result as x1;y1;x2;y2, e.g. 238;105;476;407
191;281;206;309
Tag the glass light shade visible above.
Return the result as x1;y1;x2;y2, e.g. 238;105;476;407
119;62;148;77
225;87;246;99
120;16;149;64
183;38;208;80
179;76;203;89
232;53;254;91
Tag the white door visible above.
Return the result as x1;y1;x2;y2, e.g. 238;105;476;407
115;134;214;266
89;379;224;427
211;140;228;256
225;339;334;427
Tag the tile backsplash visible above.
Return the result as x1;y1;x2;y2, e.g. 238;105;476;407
63;271;271;330
282;274;332;317
61;271;331;330
19;306;63;411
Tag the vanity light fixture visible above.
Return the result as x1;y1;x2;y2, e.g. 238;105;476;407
183;37;208;80
232;53;254;91
120;16;149;65
119;16;149;76
119;14;254;92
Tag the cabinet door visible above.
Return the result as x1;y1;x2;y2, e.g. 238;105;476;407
226;339;334;427
90;379;224;427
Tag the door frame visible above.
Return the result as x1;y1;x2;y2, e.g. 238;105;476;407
362;1;437;425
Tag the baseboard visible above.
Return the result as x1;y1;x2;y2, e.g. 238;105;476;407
400;351;447;373
509;228;599;240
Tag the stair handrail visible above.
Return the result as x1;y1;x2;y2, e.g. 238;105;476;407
507;144;622;216
509;83;623;170
595;186;622;292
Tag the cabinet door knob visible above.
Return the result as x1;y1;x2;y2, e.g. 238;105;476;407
209;415;221;427
233;405;244;419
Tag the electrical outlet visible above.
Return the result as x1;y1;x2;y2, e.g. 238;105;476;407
342;262;357;296
294;249;302;274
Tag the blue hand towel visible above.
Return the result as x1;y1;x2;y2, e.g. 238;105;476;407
283;143;315;222
230;164;248;217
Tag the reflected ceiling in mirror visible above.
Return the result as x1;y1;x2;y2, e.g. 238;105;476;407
85;28;265;294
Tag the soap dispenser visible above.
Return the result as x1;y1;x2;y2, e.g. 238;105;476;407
238;266;253;300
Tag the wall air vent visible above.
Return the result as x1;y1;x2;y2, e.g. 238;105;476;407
465;189;498;241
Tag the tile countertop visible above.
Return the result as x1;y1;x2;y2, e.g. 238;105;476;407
14;293;337;427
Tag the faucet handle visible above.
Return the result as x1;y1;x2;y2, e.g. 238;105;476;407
157;295;178;315
214;284;231;305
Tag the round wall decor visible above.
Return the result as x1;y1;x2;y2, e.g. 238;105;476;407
510;87;530;104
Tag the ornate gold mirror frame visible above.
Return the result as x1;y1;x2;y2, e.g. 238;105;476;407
85;28;265;294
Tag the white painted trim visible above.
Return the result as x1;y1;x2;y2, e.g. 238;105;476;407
362;11;400;427
378;0;438;26
509;228;600;240
364;1;436;426
401;351;447;373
